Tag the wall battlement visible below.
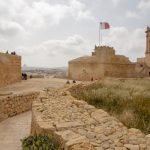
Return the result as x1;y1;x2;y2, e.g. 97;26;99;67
0;52;21;87
94;45;115;55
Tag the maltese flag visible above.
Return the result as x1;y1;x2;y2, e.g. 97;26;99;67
100;22;110;29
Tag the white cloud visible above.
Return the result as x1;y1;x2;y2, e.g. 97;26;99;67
20;1;69;28
26;34;89;56
0;0;26;36
137;0;150;11
103;27;145;61
0;37;7;47
125;0;150;20
112;0;121;6
69;0;93;20
17;0;93;29
126;11;139;19
19;34;91;67
0;0;94;33
0;20;25;36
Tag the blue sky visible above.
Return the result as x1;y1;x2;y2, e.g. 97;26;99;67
0;0;150;67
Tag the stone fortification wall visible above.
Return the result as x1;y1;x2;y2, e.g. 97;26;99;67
31;88;150;150
68;62;105;81
0;52;21;87
68;62;136;81
0;92;39;122
103;63;136;78
68;46;137;81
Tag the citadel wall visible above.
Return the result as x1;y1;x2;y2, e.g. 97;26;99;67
0;52;21;87
68;27;150;81
68;62;105;81
69;62;136;81
68;46;136;81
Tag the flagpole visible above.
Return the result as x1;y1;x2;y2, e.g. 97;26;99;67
101;30;103;45
99;23;100;46
99;22;110;46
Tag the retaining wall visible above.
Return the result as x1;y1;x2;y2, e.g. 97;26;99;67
0;92;39;122
31;89;150;150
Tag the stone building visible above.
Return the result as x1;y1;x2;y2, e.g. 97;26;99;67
0;52;21;87
136;26;150;77
68;27;150;81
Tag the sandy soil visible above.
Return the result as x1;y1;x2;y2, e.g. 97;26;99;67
0;77;68;94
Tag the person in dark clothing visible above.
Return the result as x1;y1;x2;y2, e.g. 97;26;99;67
66;80;70;84
73;80;76;83
22;73;27;80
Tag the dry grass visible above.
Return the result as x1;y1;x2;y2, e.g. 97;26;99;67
70;78;150;134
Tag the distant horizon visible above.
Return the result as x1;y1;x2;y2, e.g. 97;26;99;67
22;64;68;69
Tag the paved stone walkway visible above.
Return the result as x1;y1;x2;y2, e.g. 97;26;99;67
0;111;31;150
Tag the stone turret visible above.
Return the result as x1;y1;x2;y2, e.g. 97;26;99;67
145;26;150;66
145;26;150;54
93;46;115;63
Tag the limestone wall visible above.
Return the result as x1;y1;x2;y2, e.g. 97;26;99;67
68;62;136;81
0;52;21;87
31;88;150;150
0;92;39;122
104;63;136;78
68;62;105;81
68;46;138;81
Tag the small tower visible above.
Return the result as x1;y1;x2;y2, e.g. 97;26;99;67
145;26;150;67
145;26;150;54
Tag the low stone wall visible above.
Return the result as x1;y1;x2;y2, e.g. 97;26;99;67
0;92;39;122
31;88;150;150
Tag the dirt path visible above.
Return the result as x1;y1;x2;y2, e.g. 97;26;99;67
0;111;31;150
0;77;67;95
0;77;69;150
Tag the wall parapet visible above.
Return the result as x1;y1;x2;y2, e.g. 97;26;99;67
0;52;21;87
0;52;21;58
0;92;39;122
31;88;150;150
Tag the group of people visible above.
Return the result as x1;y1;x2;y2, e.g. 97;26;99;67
22;73;27;80
66;78;96;84
6;51;16;55
66;80;76;84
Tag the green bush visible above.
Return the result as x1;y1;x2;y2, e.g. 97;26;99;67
21;135;61;150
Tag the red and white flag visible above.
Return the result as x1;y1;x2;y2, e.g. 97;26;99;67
100;22;110;29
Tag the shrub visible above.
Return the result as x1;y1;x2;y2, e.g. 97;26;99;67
21;135;61;150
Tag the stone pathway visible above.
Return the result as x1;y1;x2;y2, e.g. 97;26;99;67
32;88;150;150
0;111;31;150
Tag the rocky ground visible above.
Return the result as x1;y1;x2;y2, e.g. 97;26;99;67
32;88;150;150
